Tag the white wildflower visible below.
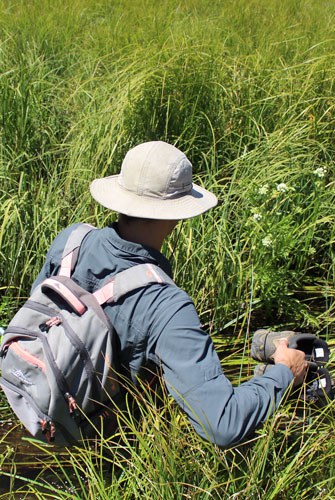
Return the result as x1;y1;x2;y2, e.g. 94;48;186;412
258;184;269;195
313;167;327;178
252;213;262;221
262;235;273;247
276;183;288;193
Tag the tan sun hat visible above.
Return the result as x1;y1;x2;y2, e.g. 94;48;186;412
90;141;217;220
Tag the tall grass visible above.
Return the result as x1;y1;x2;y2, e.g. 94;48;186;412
1;0;335;496
1;378;335;498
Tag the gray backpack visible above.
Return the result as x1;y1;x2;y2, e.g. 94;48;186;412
0;224;173;446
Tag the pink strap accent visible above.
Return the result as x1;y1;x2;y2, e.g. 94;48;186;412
42;279;87;315
145;263;163;283
11;343;46;373
59;252;73;277
93;281;114;305
45;316;62;327
92;262;172;306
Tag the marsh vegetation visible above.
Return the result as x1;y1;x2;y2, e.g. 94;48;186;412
1;0;335;497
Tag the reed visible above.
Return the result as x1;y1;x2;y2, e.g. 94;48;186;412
1;0;335;496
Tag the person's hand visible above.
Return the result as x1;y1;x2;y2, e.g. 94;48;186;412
273;338;308;386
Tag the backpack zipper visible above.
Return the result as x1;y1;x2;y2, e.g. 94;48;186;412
24;300;61;332
1;378;80;444
10;342;46;373
16;301;104;414
24;301;96;380
3;326;73;410
24;301;102;408
0;378;56;442
40;419;56;442
59;316;103;413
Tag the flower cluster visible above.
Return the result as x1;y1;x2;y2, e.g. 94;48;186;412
276;183;288;193
262;235;273;248
252;213;262;222
313;166;327;178
258;184;269;195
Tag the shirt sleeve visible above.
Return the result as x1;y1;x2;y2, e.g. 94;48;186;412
154;298;293;448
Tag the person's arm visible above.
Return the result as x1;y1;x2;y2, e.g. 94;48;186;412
154;299;295;448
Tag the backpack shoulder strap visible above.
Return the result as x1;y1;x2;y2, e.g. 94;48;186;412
59;223;96;277
93;263;174;305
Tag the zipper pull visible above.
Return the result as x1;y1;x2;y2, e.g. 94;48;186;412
40;316;62;332
49;422;56;442
40;419;48;433
45;316;62;328
0;342;10;357
65;392;80;420
40;419;56;443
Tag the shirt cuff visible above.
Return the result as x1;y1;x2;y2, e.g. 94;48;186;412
262;363;294;387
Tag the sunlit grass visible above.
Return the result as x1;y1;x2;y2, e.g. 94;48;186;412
1;377;335;498
1;0;335;496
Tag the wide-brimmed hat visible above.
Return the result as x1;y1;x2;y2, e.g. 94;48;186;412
90;141;217;220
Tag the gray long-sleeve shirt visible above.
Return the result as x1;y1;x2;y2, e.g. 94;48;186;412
32;223;293;448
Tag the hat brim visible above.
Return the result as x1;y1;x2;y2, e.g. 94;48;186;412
90;175;218;220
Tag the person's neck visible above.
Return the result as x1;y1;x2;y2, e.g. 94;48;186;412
117;218;169;252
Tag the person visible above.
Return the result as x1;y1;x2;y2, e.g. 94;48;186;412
32;141;307;448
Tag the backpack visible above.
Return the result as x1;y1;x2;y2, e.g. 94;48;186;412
0;223;174;446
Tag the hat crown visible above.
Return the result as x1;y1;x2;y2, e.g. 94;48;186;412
118;141;193;199
89;140;217;219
